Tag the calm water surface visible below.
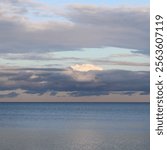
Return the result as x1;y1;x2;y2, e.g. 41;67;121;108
0;102;149;150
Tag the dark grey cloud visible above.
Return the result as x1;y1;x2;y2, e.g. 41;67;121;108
0;53;80;61
0;4;149;54
70;91;111;97
67;5;150;54
0;92;19;98
0;68;149;98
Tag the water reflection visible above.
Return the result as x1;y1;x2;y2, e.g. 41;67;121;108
0;103;149;150
69;129;104;150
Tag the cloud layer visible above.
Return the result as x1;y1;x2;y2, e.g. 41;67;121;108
0;68;149;98
0;3;149;54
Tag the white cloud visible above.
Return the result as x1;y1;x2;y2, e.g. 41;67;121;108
63;67;96;82
70;64;103;72
30;74;39;79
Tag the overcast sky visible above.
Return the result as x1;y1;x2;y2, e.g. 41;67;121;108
0;0;149;102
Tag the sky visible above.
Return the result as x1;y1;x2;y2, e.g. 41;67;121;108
0;0;150;102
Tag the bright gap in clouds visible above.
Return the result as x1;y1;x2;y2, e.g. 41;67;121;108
0;47;149;71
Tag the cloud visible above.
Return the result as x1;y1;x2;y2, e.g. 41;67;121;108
0;53;56;60
70;91;110;97
0;92;19;98
66;5;150;54
0;4;149;54
0;68;149;98
0;53;149;70
91;59;149;67
70;64;103;72
30;74;39;79
0;0;54;18
63;68;96;82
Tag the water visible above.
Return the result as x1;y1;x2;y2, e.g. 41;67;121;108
0;102;149;150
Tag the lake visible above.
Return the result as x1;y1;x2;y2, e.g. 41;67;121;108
0;102;150;150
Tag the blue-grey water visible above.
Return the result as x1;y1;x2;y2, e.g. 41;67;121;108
0;102;149;150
